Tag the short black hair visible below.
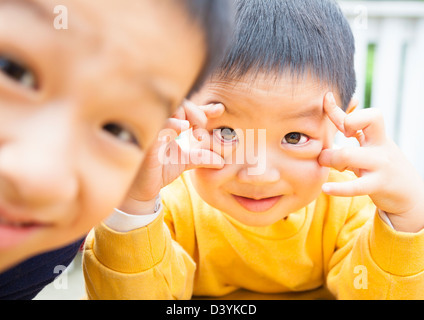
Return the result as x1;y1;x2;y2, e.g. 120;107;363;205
215;0;356;110
183;0;235;96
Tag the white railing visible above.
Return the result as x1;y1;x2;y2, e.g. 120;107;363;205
339;1;424;177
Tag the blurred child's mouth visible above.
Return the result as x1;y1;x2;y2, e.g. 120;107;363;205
0;215;45;250
232;195;282;213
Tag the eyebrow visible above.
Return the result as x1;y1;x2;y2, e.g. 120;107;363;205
0;0;52;21
283;105;324;120
223;104;240;117
153;90;173;114
144;81;174;115
223;103;324;121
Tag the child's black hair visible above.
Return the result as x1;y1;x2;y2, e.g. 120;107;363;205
215;0;356;110
183;0;235;96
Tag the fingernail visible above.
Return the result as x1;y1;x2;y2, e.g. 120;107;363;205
322;183;331;193
183;99;197;109
211;103;224;111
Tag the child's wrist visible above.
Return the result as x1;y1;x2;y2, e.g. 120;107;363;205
118;195;161;216
384;207;424;233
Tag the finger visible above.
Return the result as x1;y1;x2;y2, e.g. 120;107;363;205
322;176;375;197
198;103;225;119
324;92;347;134
182;100;208;131
163;118;190;135
141;136;182;173
343;108;386;146
190;127;213;147
185;148;225;170
319;147;379;172
323;92;363;141
172;105;187;120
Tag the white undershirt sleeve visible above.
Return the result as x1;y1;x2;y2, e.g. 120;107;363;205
103;196;162;233
377;208;395;229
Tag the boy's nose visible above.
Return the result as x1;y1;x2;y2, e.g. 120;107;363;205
0;116;78;207
236;161;281;185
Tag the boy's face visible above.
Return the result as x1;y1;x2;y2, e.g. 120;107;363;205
0;0;205;270
190;74;340;227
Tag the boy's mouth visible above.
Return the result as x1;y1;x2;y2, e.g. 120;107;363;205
232;194;282;213
0;212;46;251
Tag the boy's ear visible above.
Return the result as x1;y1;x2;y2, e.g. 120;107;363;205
346;97;359;114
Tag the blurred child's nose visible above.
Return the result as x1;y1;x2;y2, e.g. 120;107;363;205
0;108;78;207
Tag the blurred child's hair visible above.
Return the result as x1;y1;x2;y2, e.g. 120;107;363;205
183;0;235;95
214;0;356;110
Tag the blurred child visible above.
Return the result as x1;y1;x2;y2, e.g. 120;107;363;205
0;0;233;284
84;0;424;299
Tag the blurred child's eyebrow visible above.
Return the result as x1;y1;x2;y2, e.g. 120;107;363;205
0;0;52;21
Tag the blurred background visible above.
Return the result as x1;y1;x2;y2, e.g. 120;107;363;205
34;0;424;300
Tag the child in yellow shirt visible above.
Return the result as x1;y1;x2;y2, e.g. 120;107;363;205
83;0;424;299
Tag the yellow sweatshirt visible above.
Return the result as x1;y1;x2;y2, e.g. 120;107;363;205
83;170;424;299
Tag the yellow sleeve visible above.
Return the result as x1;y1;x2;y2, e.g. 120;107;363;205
83;211;196;300
326;199;424;299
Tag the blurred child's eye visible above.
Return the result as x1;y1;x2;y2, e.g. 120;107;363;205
282;132;309;145
214;127;238;144
103;123;140;147
0;56;38;90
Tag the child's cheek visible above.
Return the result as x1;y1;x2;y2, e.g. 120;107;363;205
306;157;331;187
281;143;331;189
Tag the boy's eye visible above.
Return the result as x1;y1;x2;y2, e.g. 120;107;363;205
0;56;37;90
214;127;238;144
282;132;309;145
103;123;140;147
